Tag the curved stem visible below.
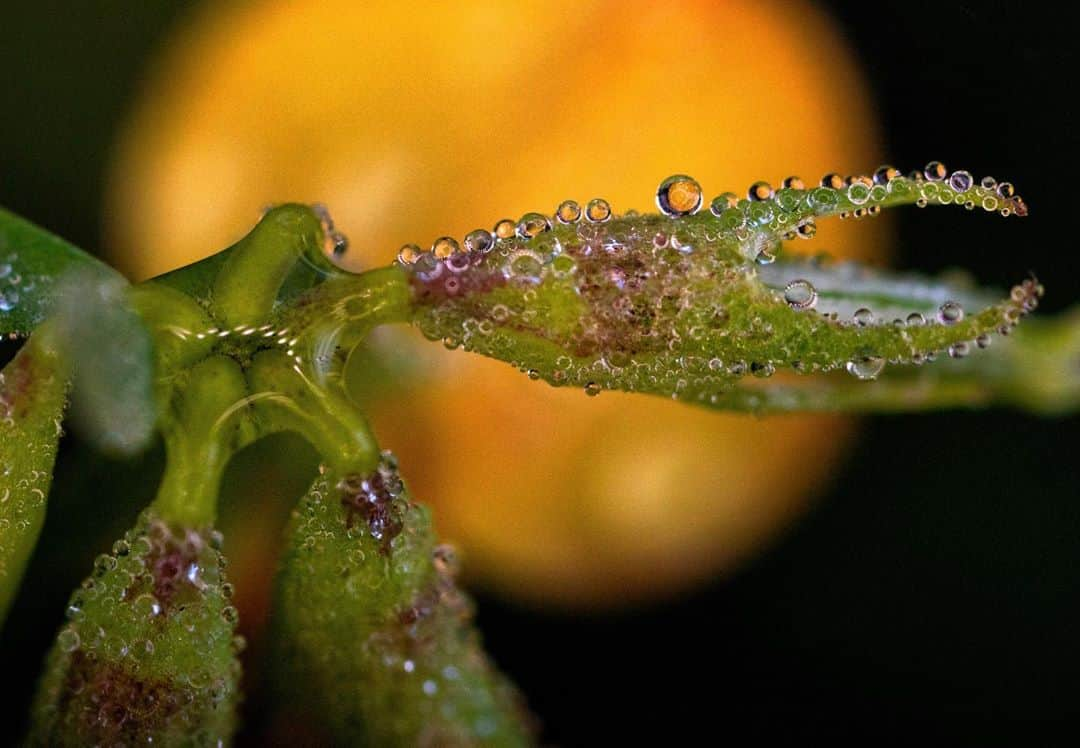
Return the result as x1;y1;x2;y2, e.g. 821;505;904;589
151;355;250;526
211;204;329;329
246;347;381;475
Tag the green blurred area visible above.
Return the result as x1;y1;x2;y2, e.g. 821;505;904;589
2;1;1079;745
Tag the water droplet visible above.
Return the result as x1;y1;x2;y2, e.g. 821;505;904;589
846;356;885;380
709;192;738;215
996;181;1015;198
853;308;875;326
517;213;552;239
796;220;817;239
329;232;349;257
399;246;423;266
556;199;581;224
820;173;845;190
509;253;543;277
783;279;817;310
526;369;540;381
584;382;601;397
948;341;970;358
948;170;974;192
58;628;80;653
656;175;703;216
94;554;117;575
938;301;964;324
782;176;805;190
493;218;516;239
976;333;992;349
747;181;774;202
905;312;925;327
873;165;901;184
463;228;494;254
924;161;947;181
431;237;459;259
980;176;997;190
585;198;612;223
221;605;239;624
847;182;871;205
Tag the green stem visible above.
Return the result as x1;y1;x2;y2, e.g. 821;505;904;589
211;204;329;329
150;355;250;526
246;348;381;475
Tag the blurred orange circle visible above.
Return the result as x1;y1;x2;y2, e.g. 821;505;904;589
108;0;887;608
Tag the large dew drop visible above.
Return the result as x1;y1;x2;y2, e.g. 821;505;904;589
656;175;703;217
783;279;817;310
846;356;886;381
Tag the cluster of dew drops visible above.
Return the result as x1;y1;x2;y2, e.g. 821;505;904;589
0;253;41;317
55;512;243;678
393;161;1034;387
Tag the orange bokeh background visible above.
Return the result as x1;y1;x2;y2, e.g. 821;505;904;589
106;0;887;608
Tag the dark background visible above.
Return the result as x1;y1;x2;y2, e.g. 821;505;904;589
2;1;1077;744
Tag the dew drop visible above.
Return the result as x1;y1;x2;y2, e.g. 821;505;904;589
996;181;1015;198
493;218;516;239
782;175;805;190
846;356;886;380
796;220;817;239
517;213;551;240
873;165;901;184
329;232;349;257
585;198;612;223
938;301;964;324
948;341;970;358
58;628;81;653
431;237;459;259
948;170;974;192
847;182;871;205
924;161;947;181
463;228;494;254
976;333;992;349
980;176;997;190
747;181;774;202
509;253;543;277
526;369;540;381
584;382;601;397
556;199;582;224
905;312;925;327
783;279;817;310
656;175;703;216
853;308;875;326
820;173;845;190
709;192;738;216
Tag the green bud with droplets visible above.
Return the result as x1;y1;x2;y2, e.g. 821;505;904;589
396;167;1043;411
29;512;241;746
272;454;534;746
0;341;66;625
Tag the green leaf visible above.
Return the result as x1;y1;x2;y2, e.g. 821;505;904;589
272;455;534;746
30;513;241;746
0;340;66;625
0;206;115;337
399;170;1042;411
